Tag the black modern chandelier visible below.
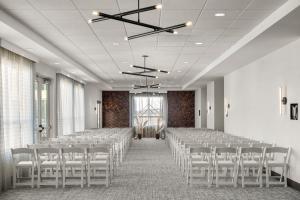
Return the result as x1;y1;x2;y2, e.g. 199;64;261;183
124;55;166;89
88;0;192;40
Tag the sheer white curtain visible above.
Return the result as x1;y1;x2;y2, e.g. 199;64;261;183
57;74;85;136
57;75;73;136
0;48;34;191
74;82;84;132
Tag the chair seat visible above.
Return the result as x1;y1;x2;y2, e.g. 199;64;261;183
192;160;210;166
90;160;108;166
95;154;109;159
65;161;84;166
242;160;260;166
41;161;58;166
217;160;235;166
267;161;286;167
17;161;34;167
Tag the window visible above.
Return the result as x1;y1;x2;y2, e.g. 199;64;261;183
57;74;85;135
131;94;167;137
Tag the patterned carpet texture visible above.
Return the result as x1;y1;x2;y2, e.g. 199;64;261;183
1;139;300;200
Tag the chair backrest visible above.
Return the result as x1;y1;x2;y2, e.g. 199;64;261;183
265;147;289;154
11;148;34;155
88;147;109;154
190;147;211;154
62;147;85;154
252;143;273;148
240;147;263;154
215;147;237;154
36;147;60;154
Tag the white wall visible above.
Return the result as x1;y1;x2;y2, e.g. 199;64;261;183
85;83;102;129
201;87;207;128
207;82;215;129
195;88;201;128
34;62;57;138
214;78;224;131
224;38;300;183
206;79;224;130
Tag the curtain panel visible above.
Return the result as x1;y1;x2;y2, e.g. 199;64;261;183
0;47;34;191
57;74;85;136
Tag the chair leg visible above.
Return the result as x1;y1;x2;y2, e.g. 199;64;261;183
37;166;41;188
62;165;66;188
259;167;263;188
284;165;288;187
266;166;269;188
56;165;59;189
216;165;219;188
241;165;245;188
87;164;91;187
31;166;35;188
207;167;211;188
81;165;84;188
106;166;109;187
12;166;17;189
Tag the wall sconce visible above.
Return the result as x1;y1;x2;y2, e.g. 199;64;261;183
279;86;287;115
224;98;230;117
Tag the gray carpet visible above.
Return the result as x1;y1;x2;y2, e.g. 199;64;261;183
1;139;300;200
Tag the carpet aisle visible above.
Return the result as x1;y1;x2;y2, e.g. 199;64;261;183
1;139;300;200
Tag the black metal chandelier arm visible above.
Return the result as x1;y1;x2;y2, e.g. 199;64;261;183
91;5;158;23
127;23;186;40
132;65;169;74
122;72;157;78
97;13;174;33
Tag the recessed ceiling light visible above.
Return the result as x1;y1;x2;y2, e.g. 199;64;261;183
184;61;188;64
113;42;119;46
173;31;178;35
195;42;203;45
215;13;225;17
124;36;128;41
54;62;60;65
118;71;122;74
177;70;182;73
88;19;93;24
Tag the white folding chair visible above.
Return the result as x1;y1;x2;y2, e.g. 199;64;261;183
265;147;291;187
239;147;264;188
87;146;110;187
187;147;212;187
36;147;60;188
61;147;86;188
214;147;238;187
11;148;35;188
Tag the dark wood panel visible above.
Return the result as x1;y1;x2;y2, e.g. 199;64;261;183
167;91;195;127
102;91;129;128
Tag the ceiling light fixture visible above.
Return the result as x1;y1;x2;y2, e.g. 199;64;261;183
195;42;203;45
89;0;192;40
215;13;225;17
184;61;188;64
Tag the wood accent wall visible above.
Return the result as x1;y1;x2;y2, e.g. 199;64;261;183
167;91;195;127
102;91;129;128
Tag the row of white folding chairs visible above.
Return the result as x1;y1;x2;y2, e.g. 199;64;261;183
186;146;291;188
11;145;114;188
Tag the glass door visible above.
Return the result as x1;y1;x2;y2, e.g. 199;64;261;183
34;77;50;143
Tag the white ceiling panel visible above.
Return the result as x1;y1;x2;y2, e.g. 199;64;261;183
28;0;76;10
163;0;206;10
72;0;118;9
205;0;252;10
0;0;289;88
